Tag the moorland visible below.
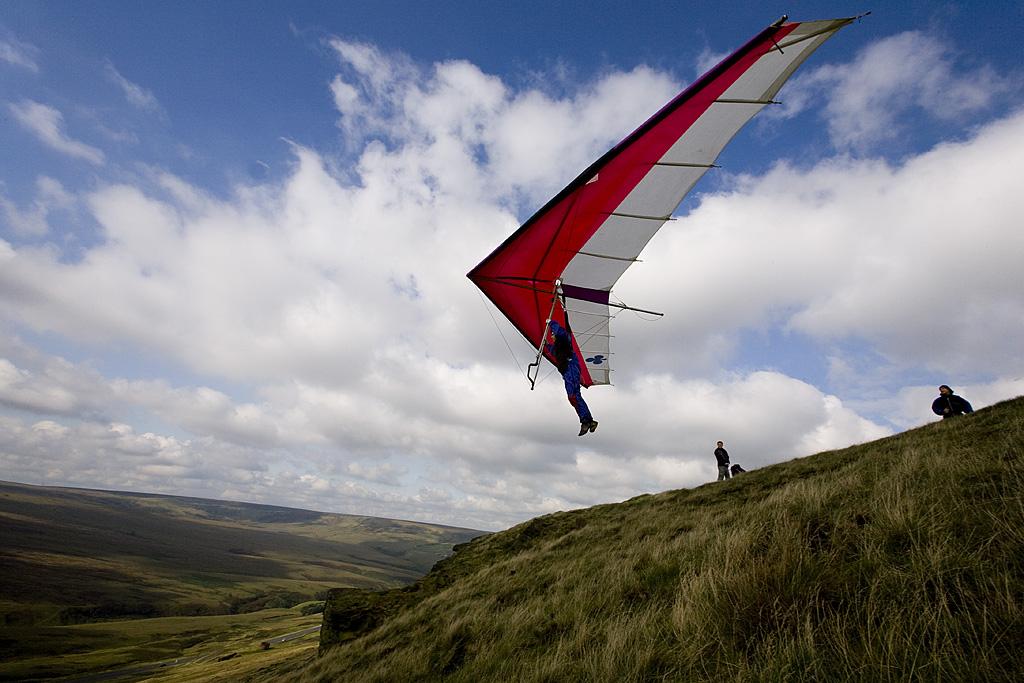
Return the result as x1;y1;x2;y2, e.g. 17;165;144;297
0;483;481;680
279;396;1024;681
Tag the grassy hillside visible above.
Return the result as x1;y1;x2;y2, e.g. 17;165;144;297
0;483;480;628
265;396;1023;682
0;483;481;679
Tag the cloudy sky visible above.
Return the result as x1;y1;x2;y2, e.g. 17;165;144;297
2;1;1022;530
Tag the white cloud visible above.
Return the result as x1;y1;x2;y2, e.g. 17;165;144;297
110;380;288;449
0;176;75;237
694;47;730;78
0;337;111;417
0;359;80;414
0;415;262;496
484;66;678;203
328;38;419;144
0;335;891;529
8;100;105;164
619;108;1024;382
346;460;406;486
104;60;163;114
781;31;1016;150
0;35;39;72
874;377;1024;431
326;37;679;207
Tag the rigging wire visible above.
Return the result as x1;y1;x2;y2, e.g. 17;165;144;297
535;365;557;387
477;290;525;376
611;294;664;322
477;286;644;389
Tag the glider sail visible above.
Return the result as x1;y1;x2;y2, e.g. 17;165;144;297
468;16;855;387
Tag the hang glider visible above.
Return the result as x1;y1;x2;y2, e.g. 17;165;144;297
468;15;857;388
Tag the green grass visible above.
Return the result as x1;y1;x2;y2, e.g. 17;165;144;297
0;484;481;625
0;484;481;679
0;605;323;681
269;397;1024;682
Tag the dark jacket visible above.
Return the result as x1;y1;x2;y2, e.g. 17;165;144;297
714;447;729;466
546;320;574;374
932;393;973;419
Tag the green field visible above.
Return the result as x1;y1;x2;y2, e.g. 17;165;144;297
0;604;323;681
267;396;1024;681
0;483;481;680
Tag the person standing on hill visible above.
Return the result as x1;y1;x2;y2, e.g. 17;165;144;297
932;385;973;419
714;441;730;481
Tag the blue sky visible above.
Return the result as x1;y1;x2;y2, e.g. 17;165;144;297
2;1;1023;530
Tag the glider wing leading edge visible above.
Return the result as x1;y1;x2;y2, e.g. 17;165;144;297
468;17;855;387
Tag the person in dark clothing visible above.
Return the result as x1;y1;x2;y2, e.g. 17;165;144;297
714;441;730;481
730;463;746;476
546;319;597;436
932;385;973;419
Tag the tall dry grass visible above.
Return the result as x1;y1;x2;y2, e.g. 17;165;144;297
268;398;1023;682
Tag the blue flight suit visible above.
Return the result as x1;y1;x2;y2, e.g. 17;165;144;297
547;320;592;424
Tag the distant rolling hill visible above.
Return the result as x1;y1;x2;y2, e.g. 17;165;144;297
263;397;1024;682
0;482;483;629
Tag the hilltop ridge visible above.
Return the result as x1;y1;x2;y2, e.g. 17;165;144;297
282;396;1023;682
